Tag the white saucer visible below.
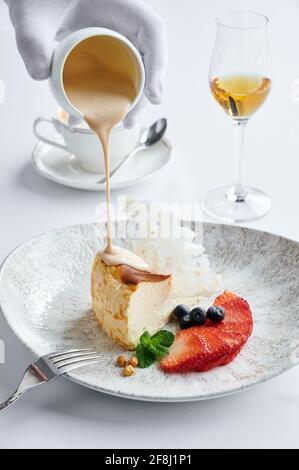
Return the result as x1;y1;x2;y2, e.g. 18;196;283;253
32;134;172;191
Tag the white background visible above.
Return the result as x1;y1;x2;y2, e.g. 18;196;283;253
0;0;299;449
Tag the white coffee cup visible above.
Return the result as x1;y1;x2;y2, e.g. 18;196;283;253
49;27;145;121
33;110;141;174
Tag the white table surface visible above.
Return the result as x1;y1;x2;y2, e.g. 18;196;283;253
0;0;299;449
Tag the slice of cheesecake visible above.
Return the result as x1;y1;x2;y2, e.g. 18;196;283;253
91;253;172;350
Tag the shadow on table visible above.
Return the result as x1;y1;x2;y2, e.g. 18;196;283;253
37;369;267;426
15;162;100;201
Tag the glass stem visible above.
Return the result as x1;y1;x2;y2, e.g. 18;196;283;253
233;119;248;202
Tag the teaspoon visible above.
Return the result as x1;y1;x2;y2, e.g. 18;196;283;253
98;118;168;184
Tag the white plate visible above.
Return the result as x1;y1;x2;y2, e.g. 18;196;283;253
1;223;299;402
32;135;172;192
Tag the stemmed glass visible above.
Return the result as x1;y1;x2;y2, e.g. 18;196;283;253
203;11;272;223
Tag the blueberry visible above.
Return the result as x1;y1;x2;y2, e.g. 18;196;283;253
207;306;225;323
179;313;193;329
190;307;207;326
173;304;190;320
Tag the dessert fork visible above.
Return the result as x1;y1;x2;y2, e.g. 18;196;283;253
0;348;103;413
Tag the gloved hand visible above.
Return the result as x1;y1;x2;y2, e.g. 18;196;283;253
4;0;167;127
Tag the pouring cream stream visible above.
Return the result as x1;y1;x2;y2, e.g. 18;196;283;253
63;35;149;271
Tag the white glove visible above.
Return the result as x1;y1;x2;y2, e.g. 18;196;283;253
5;0;167;127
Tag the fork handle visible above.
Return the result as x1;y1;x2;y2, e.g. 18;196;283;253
0;366;45;413
0;390;24;412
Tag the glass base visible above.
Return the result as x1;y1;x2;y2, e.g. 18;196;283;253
202;186;272;223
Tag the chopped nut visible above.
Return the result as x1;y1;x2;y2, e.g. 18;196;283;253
128;356;139;367
116;355;127;367
122;365;135;377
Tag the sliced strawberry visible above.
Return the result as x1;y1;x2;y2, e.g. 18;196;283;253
214;290;248;306
213;330;245;348
220;346;243;366
160;291;253;374
159;330;202;373
191;328;231;372
160;328;230;373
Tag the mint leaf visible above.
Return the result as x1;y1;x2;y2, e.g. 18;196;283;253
140;331;151;348
136;344;155;368
151;330;175;348
152;344;169;360
146;343;160;357
135;329;175;368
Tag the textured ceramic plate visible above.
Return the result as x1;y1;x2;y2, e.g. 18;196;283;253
32;135;172;192
1;223;299;402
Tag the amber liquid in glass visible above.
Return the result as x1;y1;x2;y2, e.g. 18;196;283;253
210;75;271;119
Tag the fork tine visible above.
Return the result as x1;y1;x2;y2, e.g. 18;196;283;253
47;348;94;360
51;350;100;365
58;356;104;373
